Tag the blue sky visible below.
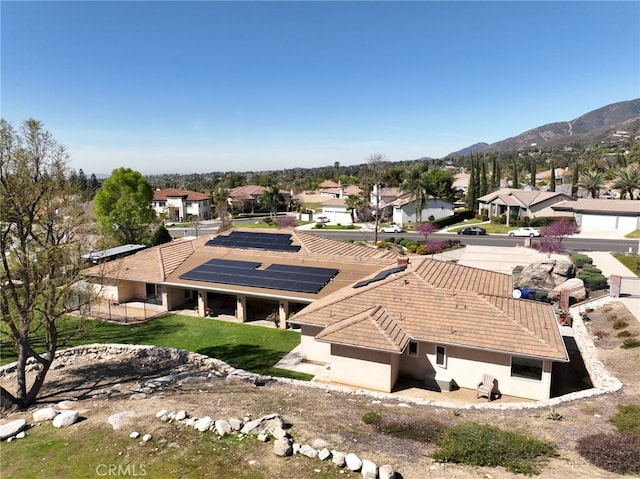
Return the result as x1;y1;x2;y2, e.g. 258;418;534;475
2;1;639;175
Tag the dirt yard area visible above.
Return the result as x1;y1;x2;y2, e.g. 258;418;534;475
1;301;639;479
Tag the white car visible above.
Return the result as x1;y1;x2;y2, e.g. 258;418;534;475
508;227;541;237
379;224;405;233
315;216;330;223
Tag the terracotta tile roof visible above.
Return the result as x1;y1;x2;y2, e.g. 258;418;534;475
153;188;210;201
290;260;567;361
228;185;267;200
478;189;570;207
316;305;410;353
85;229;398;302
412;258;513;296
88;239;195;283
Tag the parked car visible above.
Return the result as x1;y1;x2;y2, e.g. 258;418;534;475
457;226;487;235
379;224;405;233
508;227;541;237
315;216;330;223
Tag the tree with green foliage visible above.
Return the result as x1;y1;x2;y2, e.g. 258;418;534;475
402;164;428;222
490;156;500;190
571;163;579;196
258;185;282;220
425;168;456;202
345;193;363;224
466;155;478;211
529;159;536;188
578;168;605;199
612;165;640;199
93;167;156;246
150;225;173;246
549;160;556;192
511;160;519;189
480;160;488;197
0;119;90;410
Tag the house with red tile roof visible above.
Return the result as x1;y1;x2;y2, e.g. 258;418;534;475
85;229;568;401
289;256;568;401
152;188;212;222
477;189;574;224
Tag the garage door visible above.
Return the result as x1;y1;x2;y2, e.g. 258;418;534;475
581;214;617;230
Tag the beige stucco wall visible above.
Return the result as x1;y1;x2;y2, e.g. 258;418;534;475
414;343;552;400
113;280;146;303
91;279;118;302
329;345;398;393
166;287;189;310
299;325;331;363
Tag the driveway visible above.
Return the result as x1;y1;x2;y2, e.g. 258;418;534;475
453;245;568;275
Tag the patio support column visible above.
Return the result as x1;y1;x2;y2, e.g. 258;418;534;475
278;300;289;330
197;290;206;316
236;295;247;323
161;286;169;311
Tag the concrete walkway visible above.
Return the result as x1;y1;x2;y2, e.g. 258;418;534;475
584;251;640;323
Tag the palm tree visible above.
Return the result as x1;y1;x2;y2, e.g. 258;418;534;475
401;164;428;222
577;169;605;198
612;166;640;200
258;185;282;220
345;194;363;224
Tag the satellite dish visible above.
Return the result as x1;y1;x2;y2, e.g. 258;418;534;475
512;289;522;298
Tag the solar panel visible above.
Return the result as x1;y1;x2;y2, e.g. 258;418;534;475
179;258;338;294
205;231;301;252
353;265;407;288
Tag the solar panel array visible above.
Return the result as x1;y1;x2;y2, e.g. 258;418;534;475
180;258;339;294
353;265;407;288
205;231;301;252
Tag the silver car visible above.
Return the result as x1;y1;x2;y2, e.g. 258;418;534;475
508;227;541;237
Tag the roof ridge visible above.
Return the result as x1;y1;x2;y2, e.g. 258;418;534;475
370;306;411;351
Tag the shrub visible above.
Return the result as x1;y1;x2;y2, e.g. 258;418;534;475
362;411;382;425
581;267;602;275
432;422;557;475
572;253;593;268
363;413;445;443
610;404;640;434
617;330;632;338
577;272;608;290
612;320;629;330
276;216;297;228
376;241;389;249
576;432;640;475
621;338;640;349
593;330;609;340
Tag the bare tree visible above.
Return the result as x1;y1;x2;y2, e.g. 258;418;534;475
365;153;387;244
0;119;90;410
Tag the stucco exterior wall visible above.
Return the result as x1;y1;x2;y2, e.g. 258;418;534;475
429;345;552;400
393;199;454;225
300;325;331;363
166;287;191;310
329;344;398;393
116;280;147;302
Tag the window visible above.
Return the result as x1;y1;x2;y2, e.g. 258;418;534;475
436;345;447;367
511;356;543;380
408;341;418;357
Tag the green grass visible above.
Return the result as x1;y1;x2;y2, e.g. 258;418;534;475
0;314;312;380
432;422;557;475
625;229;640;239
1;421;273;479
610;404;640;434
615;253;640;276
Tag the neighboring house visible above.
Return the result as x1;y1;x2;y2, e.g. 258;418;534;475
551;199;640;233
318;184;363;199
452;172;470;196
289;257;569;401
370;185;404;214
227;185;267;214
320;198;354;224
477;189;574;224
152;188;212;222
390;194;454;225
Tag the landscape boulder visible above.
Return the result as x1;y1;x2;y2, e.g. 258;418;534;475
515;259;576;290
52;410;79;428
0;418;27;441
109;411;138;430
345;452;362;471
240;413;284;435
548;278;588;302
33;407;59;422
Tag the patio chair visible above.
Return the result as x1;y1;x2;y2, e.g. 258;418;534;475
477;374;496;401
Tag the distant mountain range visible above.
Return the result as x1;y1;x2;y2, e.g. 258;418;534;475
446;98;640;158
